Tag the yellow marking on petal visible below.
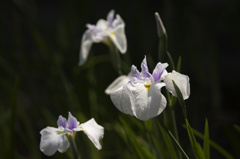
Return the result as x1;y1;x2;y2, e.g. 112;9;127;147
110;32;115;36
144;83;151;91
58;131;63;135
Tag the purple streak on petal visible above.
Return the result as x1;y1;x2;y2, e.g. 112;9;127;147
129;65;142;82
57;116;67;128
107;10;115;28
68;112;78;130
152;63;168;82
141;56;152;78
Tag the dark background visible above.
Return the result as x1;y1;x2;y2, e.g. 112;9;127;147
1;0;240;158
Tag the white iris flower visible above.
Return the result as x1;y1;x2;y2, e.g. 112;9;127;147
109;56;168;121
40;112;104;156
79;10;127;65
107;56;190;121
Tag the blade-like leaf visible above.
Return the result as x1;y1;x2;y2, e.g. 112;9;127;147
176;56;182;72
172;80;187;119
183;125;235;159
186;119;205;159
119;116;156;159
156;121;178;159
203;119;210;159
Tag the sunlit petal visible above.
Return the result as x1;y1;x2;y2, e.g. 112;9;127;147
110;84;134;116
80;118;104;150
105;75;129;94
164;70;190;100
127;82;166;121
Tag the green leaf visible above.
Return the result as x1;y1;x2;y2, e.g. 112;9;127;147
156;121;178;159
203;119;210;159
119;116;156;159
183;125;235;159
172;80;187;119
176;56;182;72
186;119;205;159
166;51;176;70
167;129;189;159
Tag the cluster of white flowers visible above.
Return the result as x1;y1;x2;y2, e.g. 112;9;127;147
40;9;190;157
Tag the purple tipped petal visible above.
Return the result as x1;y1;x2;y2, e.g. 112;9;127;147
141;56;152;78
68;112;78;130
129;65;142;82
152;63;168;82
57;116;67;128
107;10;115;28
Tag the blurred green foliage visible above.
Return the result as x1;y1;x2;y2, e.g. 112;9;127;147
1;0;240;158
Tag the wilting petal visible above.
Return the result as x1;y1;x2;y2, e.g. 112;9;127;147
40;127;66;156
79;118;104;150
108;16;127;53
127;82;166;121
57;115;67;128
152;62;168;82
68;112;79;130
105;75;129;94
58;135;69;153
141;56;152;78
79;29;93;65
110;84;134;116
164;70;190;100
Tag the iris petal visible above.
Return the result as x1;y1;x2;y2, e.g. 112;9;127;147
110;84;134;116
127;82;166;121
79;118;104;150
164;70;190;100
152;62;168;82
108;16;127;54
105;75;129;94
39;127;66;156
79;29;93;65
141;56;152;78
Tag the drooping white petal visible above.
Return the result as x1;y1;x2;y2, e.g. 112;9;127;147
110;83;134;116
163;70;190;100
79;118;104;150
105;75;129;94
108;15;127;53
127;82;166;121
40;127;66;156
58;135;70;153
79;29;93;65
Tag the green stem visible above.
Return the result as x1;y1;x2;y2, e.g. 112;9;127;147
104;39;123;75
68;134;80;159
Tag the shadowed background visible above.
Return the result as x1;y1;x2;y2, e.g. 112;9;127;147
1;0;240;158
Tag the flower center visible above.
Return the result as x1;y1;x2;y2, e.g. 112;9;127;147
144;78;151;91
